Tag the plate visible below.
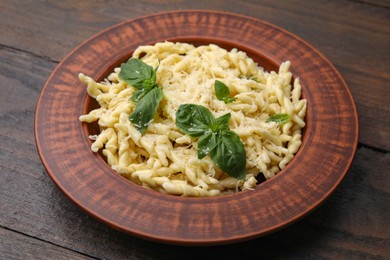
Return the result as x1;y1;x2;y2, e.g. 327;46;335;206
35;10;358;245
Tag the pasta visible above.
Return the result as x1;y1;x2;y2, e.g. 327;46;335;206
79;42;307;196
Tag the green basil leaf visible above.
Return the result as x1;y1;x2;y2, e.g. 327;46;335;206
215;80;230;100
176;104;246;180
266;113;290;124
198;131;218;159
119;58;155;89
211;113;231;132
224;97;237;103
210;130;246;180
176;104;215;137
215;80;236;104
129;87;163;133
131;88;148;102
142;77;156;91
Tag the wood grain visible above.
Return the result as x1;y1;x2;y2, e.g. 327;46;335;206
1;0;389;150
1;99;388;259
352;0;390;8
1;0;389;258
0;227;95;260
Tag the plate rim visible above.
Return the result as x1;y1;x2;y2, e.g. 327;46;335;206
34;10;359;245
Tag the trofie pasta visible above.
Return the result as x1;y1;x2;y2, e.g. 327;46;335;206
79;42;307;196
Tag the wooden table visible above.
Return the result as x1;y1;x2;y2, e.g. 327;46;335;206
1;0;389;259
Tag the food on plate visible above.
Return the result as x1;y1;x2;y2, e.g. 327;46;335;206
79;42;307;196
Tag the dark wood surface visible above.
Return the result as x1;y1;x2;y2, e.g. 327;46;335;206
0;0;389;259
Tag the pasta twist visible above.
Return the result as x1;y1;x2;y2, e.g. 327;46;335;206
79;42;307;196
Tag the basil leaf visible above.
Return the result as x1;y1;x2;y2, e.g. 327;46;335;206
119;58;155;89
176;104;215;137
129;88;163;134
198;131;218;159
210;130;246;180
143;77;156;91
211;113;231;132
224;97;237;103
215;80;230;100
176;104;246;179
266;113;290;124
215;80;236;104
131;88;148;102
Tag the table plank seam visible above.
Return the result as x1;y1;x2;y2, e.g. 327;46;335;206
344;0;390;9
358;143;389;154
0;44;60;64
0;225;101;260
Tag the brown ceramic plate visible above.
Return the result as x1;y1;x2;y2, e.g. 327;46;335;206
35;10;358;245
